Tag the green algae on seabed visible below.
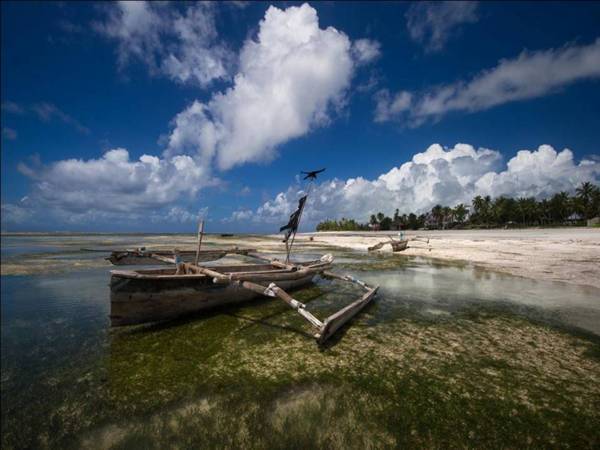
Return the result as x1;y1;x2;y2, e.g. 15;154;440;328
11;309;597;450
2;237;600;449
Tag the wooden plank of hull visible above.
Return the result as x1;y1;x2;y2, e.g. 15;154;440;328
391;240;408;252
110;273;316;326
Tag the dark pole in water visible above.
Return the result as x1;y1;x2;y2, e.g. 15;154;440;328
194;220;205;265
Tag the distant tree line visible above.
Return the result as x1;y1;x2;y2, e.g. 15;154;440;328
316;182;600;231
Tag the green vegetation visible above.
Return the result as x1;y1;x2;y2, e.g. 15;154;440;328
5;303;599;449
316;182;600;231
314;217;370;231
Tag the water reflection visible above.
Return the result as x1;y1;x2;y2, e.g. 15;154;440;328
344;260;600;335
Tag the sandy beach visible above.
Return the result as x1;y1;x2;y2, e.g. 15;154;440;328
2;228;599;289
299;228;600;290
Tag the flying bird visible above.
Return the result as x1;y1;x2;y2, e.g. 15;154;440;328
301;168;326;181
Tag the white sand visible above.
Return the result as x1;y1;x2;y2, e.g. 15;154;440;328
301;228;600;290
3;229;598;289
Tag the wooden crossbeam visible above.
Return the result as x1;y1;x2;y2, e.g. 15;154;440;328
240;274;377;343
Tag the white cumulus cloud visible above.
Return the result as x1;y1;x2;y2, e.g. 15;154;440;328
15;148;215;222
1;203;33;225
165;3;355;170
230;143;600;228
352;38;381;65
9;3;378;229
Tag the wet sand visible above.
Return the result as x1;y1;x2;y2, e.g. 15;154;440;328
2;228;599;290
303;228;600;290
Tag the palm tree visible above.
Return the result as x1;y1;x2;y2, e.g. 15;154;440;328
442;206;453;228
516;197;528;225
576;182;599;219
472;196;485;224
369;214;377;225
453;203;468;224
408;213;418;229
393;208;400;229
592;187;600;218
576;181;595;203
550;191;571;222
431;205;443;229
484;196;492;225
539;199;551;225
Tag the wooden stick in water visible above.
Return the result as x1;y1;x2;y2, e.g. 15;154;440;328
151;254;176;264
195;220;205;265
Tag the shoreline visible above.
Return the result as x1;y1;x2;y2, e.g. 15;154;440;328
300;228;600;290
2;228;599;290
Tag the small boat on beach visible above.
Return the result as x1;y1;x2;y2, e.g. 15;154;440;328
367;235;429;252
110;256;332;326
390;240;408;252
108;168;379;344
110;253;377;344
368;238;408;252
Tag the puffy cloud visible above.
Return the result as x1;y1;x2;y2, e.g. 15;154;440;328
230;143;600;227
352;38;381;65
9;3;372;229
96;1;232;87
165;3;355;170
377;39;600;126
1;203;33;225
157;206;208;224
405;1;478;52
16;148;215;218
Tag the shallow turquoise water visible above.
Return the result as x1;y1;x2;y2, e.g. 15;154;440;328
1;235;599;449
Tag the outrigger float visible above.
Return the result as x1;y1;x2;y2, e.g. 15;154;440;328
109;169;379;344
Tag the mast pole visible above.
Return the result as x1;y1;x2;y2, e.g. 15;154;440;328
194;219;205;265
285;181;314;264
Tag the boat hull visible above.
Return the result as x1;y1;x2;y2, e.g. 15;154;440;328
391;240;408;252
109;261;329;326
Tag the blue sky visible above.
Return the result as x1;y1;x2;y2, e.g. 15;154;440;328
1;1;599;232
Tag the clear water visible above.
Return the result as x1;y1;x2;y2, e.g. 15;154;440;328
1;235;599;449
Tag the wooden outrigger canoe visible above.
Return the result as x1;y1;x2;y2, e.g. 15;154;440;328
105;247;255;265
368;238;408;252
390;240;408;252
367;235;430;252
110;254;378;344
107;169;379;344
